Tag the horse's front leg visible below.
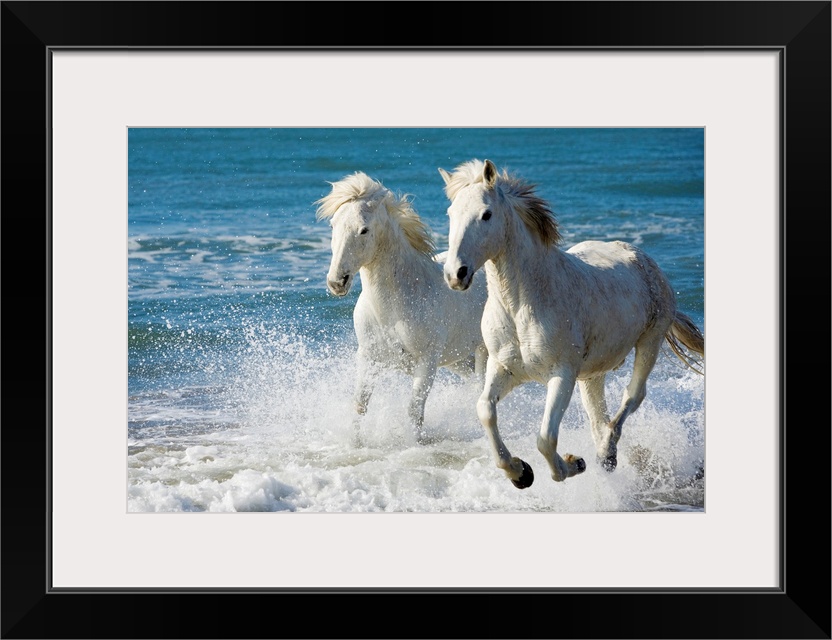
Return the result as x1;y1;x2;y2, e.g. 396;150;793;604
409;358;438;445
474;343;488;383
476;361;530;488
538;371;587;482
351;348;378;447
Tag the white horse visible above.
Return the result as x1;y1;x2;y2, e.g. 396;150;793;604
316;171;488;446
439;159;704;488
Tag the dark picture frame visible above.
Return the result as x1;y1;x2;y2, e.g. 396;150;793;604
3;2;829;638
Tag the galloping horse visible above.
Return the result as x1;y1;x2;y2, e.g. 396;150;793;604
439;159;704;488
317;171;488;446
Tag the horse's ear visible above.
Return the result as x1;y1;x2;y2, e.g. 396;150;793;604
438;167;452;186
483;159;497;188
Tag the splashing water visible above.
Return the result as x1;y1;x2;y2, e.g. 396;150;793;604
128;127;705;513
128;319;704;513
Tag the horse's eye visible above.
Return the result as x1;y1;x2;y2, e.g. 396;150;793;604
481;210;492;221
359;227;369;235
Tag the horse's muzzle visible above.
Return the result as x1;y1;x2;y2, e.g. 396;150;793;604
444;265;472;291
445;276;472;291
327;274;351;296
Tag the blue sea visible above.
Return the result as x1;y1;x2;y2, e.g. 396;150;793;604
128;127;704;513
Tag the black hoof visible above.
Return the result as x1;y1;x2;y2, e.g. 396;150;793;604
601;455;617;473
510;460;534;489
575;457;587;473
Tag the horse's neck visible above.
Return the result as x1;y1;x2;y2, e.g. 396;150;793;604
485;218;568;315
360;224;434;307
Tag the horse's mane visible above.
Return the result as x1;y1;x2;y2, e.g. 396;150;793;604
315;171;435;256
444;159;561;247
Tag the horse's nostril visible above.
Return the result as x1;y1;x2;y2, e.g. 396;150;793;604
341;274;349;284
456;266;468;280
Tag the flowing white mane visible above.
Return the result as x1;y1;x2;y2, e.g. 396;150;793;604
444;159;561;247
315;171;435;256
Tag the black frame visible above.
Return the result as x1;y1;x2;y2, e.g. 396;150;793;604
3;2;829;638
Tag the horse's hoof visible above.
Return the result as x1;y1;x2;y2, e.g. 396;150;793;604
510;460;534;489
416;431;435;446
601;455;617;473
562;454;586;477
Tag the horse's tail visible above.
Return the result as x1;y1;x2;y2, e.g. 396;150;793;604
666;311;704;375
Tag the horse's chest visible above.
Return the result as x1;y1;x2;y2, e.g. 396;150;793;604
484;304;562;380
373;320;417;363
354;298;415;368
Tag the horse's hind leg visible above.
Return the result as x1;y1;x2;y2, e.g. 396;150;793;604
446;344;487;381
600;329;664;471
578;375;614;470
476;361;529;487
538;370;587;482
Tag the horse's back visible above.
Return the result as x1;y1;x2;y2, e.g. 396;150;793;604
567;239;641;269
567;240;674;308
564;239;677;343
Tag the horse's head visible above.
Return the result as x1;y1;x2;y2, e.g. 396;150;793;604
439;159;506;291
315;172;390;296
439;159;560;291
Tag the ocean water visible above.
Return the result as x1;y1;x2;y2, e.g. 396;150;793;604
128;127;705;513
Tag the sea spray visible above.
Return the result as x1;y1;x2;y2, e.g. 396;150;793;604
129;319;704;512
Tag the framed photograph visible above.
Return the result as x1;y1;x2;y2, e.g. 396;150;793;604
4;2;829;638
